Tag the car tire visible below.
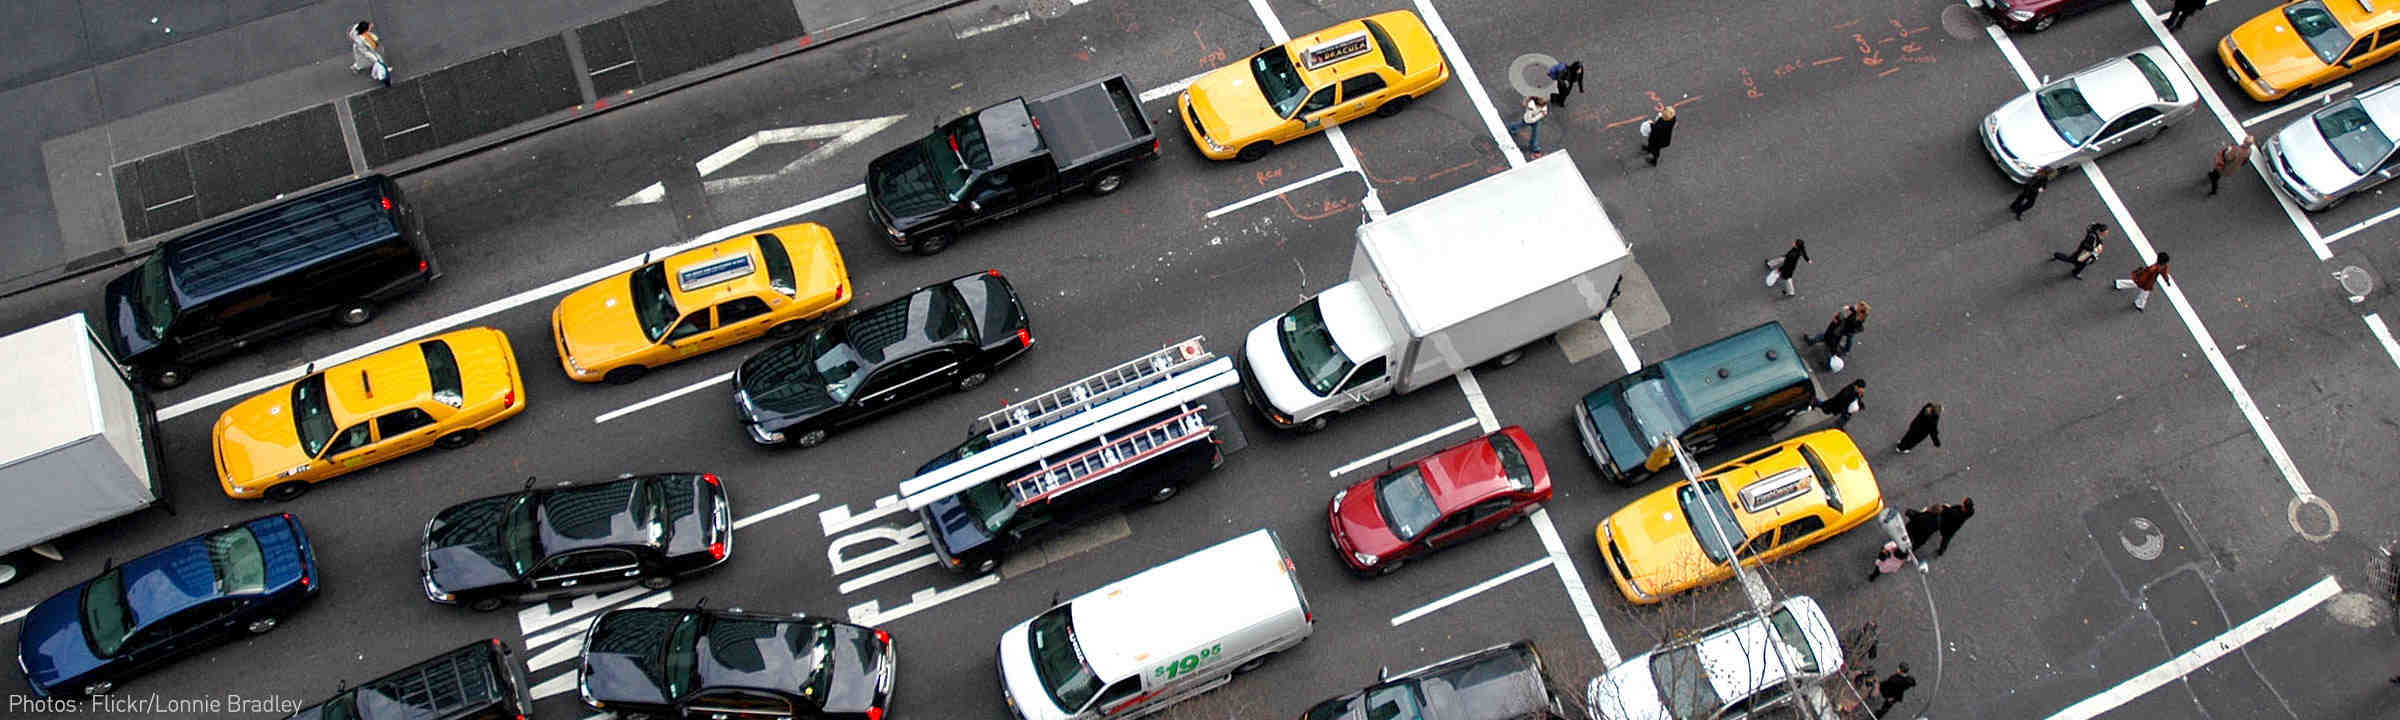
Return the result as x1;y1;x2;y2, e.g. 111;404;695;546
2029;15;2054;32
1374;559;1405;576
1090;171;1127;197
1146;484;1180;504
1498;509;1527;531
793;429;828;449
1375;95;1414;118
1233;652;1274;674
437;429;480;450
604;366;648;385
911;233;954;256
265;483;311;502
956;371;988;392
640;575;674;590
1235;143;1271;162
767;321;805;339
1296;415;1329;434
333;301;375;327
146;364;191;390
974;557;999;574
83;680;113;696
247;616;279;635
1483;347;1526;370
468;596;506;612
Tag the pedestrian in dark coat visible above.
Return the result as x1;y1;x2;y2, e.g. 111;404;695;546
2165;0;2207;30
1764;238;1811;297
1819;379;1866;427
1936;498;1976;556
2011;170;2050;220
1868;541;1910;582
2208;136;2255;196
2050;223;2108;278
1896;403;1942;453
1903;503;1946;552
1805;302;1869;371
2112;253;2173;311
1548;61;1586;107
1641;106;1677;165
1876;664;1917;715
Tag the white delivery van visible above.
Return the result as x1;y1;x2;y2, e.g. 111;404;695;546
997;529;1313;720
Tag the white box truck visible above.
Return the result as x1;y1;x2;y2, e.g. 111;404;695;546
0;315;168;585
1239;151;1631;432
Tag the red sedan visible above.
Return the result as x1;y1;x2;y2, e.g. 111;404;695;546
1329;426;1552;575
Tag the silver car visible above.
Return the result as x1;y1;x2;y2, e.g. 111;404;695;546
1586;596;1843;720
1981;46;2200;183
2266;78;2400;211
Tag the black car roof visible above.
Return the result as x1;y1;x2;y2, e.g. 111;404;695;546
335;640;508;719
838;281;974;364
536;476;663;555
587;608;834;703
164;176;402;305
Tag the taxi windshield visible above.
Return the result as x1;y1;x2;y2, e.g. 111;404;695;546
292;374;339;457
1279;297;1355;396
630;263;679;343
2315;100;2395;174
1028;605;1101;712
1678;479;1747;564
2036;82;2103;146
1251;48;1312;117
2286;1;2353;64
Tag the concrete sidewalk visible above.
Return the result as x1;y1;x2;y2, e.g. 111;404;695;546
0;0;968;296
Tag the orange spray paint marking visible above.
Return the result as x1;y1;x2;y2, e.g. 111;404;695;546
1742;68;1763;98
1195;29;1228;65
1812;56;1846;67
1254;168;1285;186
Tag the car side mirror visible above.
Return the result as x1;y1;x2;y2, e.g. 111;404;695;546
968;201;983;213
1378;666;1391;681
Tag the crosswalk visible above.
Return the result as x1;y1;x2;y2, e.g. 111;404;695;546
820;494;1001;625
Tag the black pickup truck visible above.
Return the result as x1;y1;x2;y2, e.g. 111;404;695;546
866;74;1158;255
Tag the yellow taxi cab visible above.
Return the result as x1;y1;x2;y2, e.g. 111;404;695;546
2220;0;2400;101
1178;10;1451;161
552;223;850;384
214;327;526;501
1594;429;1884;604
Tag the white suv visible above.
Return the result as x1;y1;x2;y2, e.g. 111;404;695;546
1587;596;1843;720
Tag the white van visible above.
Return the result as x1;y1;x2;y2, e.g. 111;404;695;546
997;529;1314;720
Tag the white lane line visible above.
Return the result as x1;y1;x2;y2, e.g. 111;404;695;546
1597;312;1640;375
1328;417;1479;477
2240;81;2349;128
1390;557;1551;626
530;670;579;699
2262;165;2335;261
1137;70;1211;104
1532;507;1620;666
2365;314;2400;371
2321;203;2400;245
0;606;26;627
1985;24;2037;86
733;492;821;530
1207;167;1354;219
594;372;733;424
1237;0;1382;219
156;184;869;422
2084;165;2314;499
819;495;910;536
1412;0;1523;168
526;591;676;672
1452;369;1501;433
517;585;654;637
1241;0;1290;41
955;11;1032;40
838;553;942;594
2043;576;2340;720
850;573;1002;626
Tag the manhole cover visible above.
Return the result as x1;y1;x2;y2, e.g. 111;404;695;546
1508;53;1560;99
2336;266;2373;301
2290;494;2339;542
2120;517;2166;560
1942;5;1991;40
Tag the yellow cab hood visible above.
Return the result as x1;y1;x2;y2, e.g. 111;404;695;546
554;275;656;367
2228;10;2334;91
215;390;313;486
1187;63;1290;143
1607;487;1728;596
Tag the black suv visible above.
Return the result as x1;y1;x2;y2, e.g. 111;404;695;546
733;270;1031;448
421;473;732;612
285;639;533;720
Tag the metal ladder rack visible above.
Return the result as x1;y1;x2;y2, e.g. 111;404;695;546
1009;407;1212;505
972;337;1211;442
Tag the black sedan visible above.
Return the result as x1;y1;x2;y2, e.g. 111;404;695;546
734;270;1031;448
421;473;731;612
1301;642;1572;720
577;606;895;720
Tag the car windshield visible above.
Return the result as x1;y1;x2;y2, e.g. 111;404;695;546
2315;100;2395;175
1361;682;1427;720
1769;607;1821;674
80;569;134;656
204;527;267;595
1678;479;1748;564
2035;82;2104;146
958;479;1021;534
501;495;542;576
130;254;176;340
629;263;679;343
1279;297;1355;396
1621;379;1690;445
2286;1;2353;64
421;339;465;408
1028;605;1102;712
662;611;705;700
1800;444;1841;512
1489;433;1534;490
1374;466;1442;541
925;117;989;200
292;374;339;457
1649;645;1726;720
756;233;799;295
1251;47;1312;117
2128;53;2178;102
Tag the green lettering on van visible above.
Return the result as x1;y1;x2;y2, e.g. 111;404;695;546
1153;644;1223;680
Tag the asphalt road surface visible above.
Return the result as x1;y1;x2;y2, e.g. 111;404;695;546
5;0;2400;718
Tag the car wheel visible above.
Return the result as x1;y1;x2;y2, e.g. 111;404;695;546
1498;509;1527;531
1483;347;1526;370
974;557;999;574
2029;14;2054;32
265;482;310;502
911;233;954;256
1375;95;1414;118
604;366;647;385
1233;652;1274;674
1090;171;1127;197
436;429;480;450
1372;559;1406;576
639;575;674;590
146;364;191;390
247;616;279;634
1235;143;1271;162
333;301;375;327
956;371;989;392
468;596;506;612
767;321;804;339
1146;484;1180;504
793;429;828;449
83;680;113;696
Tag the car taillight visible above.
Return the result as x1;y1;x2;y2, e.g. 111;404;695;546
987;268;1001;277
875;629;891;644
1151;138;1160;153
1016;328;1032;348
866;708;884;720
834;284;846;302
381;197;393;211
709;541;727;560
502;389;516;408
702;473;721;487
417;260;428;273
301;574;311;589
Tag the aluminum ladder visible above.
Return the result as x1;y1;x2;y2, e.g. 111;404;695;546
1009;408;1211;505
972;337;1211;443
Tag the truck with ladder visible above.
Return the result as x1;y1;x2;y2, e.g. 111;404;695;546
900;337;1244;575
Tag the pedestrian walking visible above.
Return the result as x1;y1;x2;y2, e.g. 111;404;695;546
1867;541;1911;582
1548;60;1586;107
1903;502;1946;552
1641;106;1677;165
2112;253;2173;311
1506;96;1550;154
2050;223;2108;278
1896;403;1943;453
2208;136;2255;196
1875;664;1918;716
2011;169;2051;220
1764;238;1811;297
1935;498;1976;556
1805;302;1870;371
2165;0;2207;30
349;21;390;87
1819;379;1866;428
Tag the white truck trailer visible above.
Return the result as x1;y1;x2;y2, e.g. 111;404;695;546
1239;151;1631;431
0;315;168;585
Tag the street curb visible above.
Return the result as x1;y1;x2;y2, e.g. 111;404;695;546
1;0;980;300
